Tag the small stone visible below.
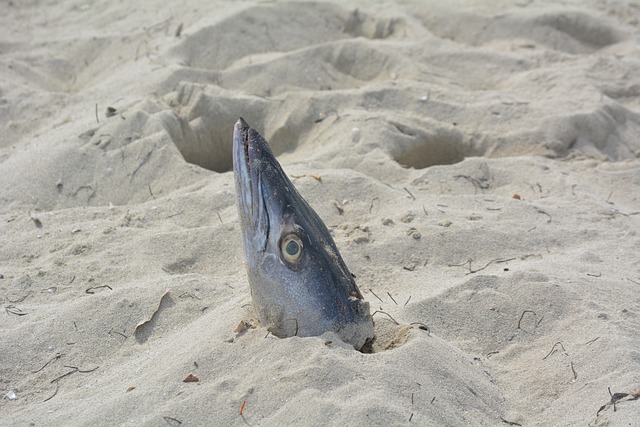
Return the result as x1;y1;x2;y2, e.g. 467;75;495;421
183;374;199;383
400;212;414;223
403;263;416;271
406;228;421;239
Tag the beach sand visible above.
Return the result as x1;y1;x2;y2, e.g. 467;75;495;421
1;1;639;425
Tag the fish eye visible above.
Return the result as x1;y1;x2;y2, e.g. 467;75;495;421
281;233;303;263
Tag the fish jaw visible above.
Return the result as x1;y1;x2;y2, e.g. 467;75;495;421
232;118;374;350
233;118;270;258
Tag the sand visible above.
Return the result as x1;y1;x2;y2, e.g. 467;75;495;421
1;0;639;425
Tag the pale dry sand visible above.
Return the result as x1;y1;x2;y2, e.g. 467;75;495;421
1;1;640;426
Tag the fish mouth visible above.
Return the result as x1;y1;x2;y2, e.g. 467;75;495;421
236;118;251;168
232;117;252;209
233;118;270;251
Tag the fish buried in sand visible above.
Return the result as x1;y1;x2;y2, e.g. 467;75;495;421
233;118;374;350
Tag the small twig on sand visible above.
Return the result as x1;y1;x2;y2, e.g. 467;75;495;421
32;353;64;374
542;342;566;360
372;310;400;325
163;416;183;426
404;187;416;200
466;257;516;275
517;310;536;330
387;292;398;305
369;289;384;304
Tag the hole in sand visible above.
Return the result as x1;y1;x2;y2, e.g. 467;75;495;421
164;112;235;173
360;320;415;353
387;121;466;168
162;83;270;173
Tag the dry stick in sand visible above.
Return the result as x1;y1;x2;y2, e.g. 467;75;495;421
369;289;384;304
32;353;64;374
607;387;626;413
85;285;112;294
387;292;398;305
449;257;517;275
108;328;128;340
517;310;536;330
449;259;472;269
500;417;522;426
596;387;640;415
541;341;579;381
471;257;517;274
535;207;552;223
50;368;79;383
454;175;488;194
371;310;400;325
585;337;600;345
542;342;566;360
162;416;182;426
409;392;415;420
43;382;60;402
404;187;416;200
164;210;184;219
44;365;99;402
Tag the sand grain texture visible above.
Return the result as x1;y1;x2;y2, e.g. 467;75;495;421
1;1;639;425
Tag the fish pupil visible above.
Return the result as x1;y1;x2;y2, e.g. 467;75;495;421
286;240;299;256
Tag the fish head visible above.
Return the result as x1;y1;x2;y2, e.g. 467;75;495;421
233;118;374;349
